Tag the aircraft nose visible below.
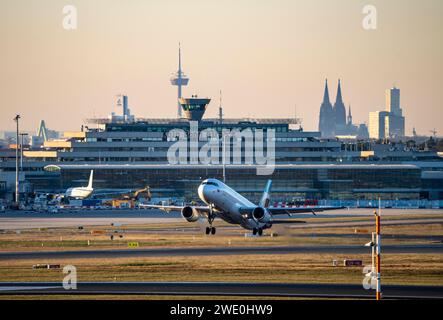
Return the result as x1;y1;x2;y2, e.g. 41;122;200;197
198;184;213;203
198;184;206;201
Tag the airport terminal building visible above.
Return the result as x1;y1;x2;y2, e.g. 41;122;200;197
1;96;442;203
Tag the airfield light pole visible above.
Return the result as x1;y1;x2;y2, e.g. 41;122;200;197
13;115;20;206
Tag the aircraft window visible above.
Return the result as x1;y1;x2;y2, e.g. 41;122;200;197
201;181;219;187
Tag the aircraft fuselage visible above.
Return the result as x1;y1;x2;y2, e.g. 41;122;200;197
65;187;93;200
198;179;271;230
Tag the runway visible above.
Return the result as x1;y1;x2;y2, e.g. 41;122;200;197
1;244;443;260
0;208;442;230
1;282;442;299
0;210;181;230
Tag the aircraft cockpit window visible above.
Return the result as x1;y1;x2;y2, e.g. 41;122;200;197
201;181;219;187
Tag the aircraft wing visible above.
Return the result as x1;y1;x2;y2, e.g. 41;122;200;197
140;204;211;213
239;206;344;217
268;206;345;216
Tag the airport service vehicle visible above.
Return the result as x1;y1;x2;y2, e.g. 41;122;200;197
65;170;94;199
144;178;343;236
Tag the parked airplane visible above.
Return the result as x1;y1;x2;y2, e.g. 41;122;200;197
65;170;94;199
144;178;343;236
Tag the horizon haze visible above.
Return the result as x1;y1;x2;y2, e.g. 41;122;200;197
0;0;442;136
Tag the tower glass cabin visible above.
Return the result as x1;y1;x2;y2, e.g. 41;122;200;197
179;97;211;121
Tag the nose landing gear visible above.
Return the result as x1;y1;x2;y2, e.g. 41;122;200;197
252;228;263;236
205;226;216;235
205;204;216;235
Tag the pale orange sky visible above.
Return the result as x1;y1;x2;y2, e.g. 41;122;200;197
0;0;442;136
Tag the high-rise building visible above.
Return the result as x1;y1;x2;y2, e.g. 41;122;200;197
385;113;405;138
108;94;135;123
318;79;334;137
368;86;406;139
384;87;405;138
369;111;389;139
386;87;402;116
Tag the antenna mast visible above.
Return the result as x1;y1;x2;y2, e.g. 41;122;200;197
219;90;223;124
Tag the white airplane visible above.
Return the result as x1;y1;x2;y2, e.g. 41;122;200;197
65;170;94;199
145;178;343;236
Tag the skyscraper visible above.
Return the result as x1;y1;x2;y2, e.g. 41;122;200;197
384;86;405;138
386;87;402;116
318;79;334;137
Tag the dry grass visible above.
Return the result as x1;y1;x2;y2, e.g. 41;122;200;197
0;212;442;291
0;253;442;286
0;216;442;252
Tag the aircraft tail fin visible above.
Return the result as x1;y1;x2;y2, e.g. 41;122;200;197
87;170;94;189
259;180;272;208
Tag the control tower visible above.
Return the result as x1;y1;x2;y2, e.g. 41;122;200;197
179;96;211;121
170;43;189;118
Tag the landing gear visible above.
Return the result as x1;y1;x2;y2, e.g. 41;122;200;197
205;204;217;235
252;228;263;236
205;226;216;235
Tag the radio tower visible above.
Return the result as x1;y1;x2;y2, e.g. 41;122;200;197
170;43;189;118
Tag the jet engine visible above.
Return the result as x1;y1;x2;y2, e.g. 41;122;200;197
181;206;200;222
252;206;272;223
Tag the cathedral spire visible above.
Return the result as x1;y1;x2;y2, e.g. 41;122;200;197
319;79;334;137
336;79;343;103
347;104;353;125
323;79;330;104
333;78;346;127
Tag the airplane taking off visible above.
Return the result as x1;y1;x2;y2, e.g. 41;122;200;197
145;178;343;236
65;170;94;199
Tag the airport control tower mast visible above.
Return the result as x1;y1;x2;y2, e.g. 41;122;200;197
170;43;189;118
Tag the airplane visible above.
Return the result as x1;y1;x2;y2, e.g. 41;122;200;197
144;178;344;236
65;170;94;199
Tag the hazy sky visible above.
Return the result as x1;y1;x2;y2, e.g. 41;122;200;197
0;0;442;135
